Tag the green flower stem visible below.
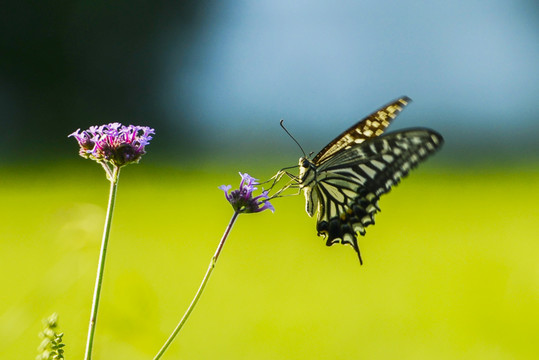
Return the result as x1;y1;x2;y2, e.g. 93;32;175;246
84;165;121;360
153;211;240;360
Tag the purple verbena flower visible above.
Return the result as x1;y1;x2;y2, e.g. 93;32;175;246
69;123;155;167
219;173;275;214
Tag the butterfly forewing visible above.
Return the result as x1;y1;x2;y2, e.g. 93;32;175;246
313;96;412;164
298;97;444;264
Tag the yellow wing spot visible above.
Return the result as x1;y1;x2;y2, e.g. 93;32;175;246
377;111;388;120
366;193;376;201
340;212;347;221
392;104;404;111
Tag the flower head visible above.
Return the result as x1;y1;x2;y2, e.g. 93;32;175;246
219;173;275;214
69;123;154;167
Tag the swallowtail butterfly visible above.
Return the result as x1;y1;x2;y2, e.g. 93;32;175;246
297;96;443;264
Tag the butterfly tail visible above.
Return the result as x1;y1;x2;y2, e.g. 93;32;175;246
354;243;363;265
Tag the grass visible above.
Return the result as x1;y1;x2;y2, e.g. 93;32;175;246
1;162;538;359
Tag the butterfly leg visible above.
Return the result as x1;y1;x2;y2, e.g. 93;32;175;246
262;167;300;194
266;178;300;199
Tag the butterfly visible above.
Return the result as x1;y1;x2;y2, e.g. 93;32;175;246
296;96;443;264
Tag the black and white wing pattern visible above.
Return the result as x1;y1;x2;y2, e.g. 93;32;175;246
297;96;444;264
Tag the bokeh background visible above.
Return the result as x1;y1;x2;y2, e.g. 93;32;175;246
1;1;538;359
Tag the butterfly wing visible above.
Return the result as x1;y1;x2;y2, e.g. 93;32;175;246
313;96;412;164
303;128;444;264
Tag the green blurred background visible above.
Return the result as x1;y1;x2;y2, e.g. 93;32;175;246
1;1;538;359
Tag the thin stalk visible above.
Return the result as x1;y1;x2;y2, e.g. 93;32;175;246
153;211;240;360
84;166;121;360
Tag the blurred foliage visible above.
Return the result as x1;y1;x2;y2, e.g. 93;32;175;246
37;313;65;360
0;162;538;359
0;0;210;161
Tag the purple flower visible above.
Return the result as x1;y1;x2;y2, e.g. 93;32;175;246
69;123;155;167
219;173;275;214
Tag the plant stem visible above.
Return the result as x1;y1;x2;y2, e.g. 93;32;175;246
84;166;120;360
153;211;240;360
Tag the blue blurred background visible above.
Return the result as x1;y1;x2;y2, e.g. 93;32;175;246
2;0;538;165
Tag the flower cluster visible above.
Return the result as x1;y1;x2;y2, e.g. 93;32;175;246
219;173;275;213
69;123;155;167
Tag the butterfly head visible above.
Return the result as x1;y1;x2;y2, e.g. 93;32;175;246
299;157;311;168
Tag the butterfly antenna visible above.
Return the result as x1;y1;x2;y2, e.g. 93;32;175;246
280;119;306;158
